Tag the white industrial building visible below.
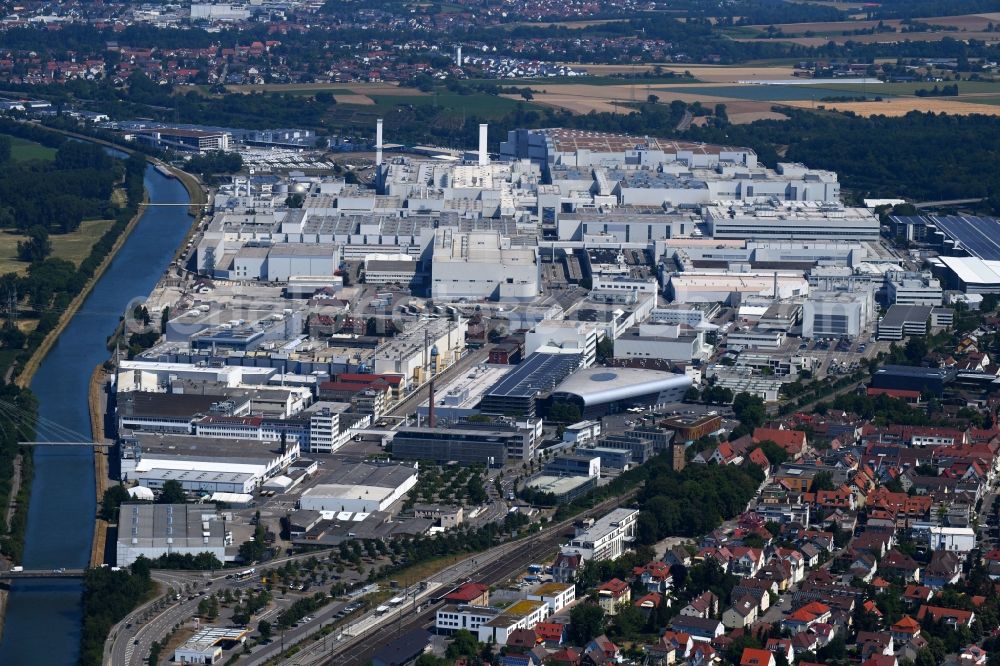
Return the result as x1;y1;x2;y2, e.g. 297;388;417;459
885;271;943;306
726;328;786;350
614;324;708;362
431;229;539;301
561;507;639;562
668;272;810;304
174;627;248;665
801;290;874;339
524;320;600;367
116;503;234;566
123;435;301;494
297;462;418;513
703;201;879;242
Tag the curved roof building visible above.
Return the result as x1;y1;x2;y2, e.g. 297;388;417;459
548;367;692;417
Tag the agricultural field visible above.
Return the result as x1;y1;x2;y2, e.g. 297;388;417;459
730;11;1000;45
785;97;1000;117
0;219;116;276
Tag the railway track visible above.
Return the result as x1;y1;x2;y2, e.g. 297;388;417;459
321;489;639;666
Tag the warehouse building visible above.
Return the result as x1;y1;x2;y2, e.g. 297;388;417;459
870;365;955;398
524;321;599;367
667;272;810;305
932;256;1000;294
614;324;708;363
298;461;418;513
121;434;300;494
116;503;234;566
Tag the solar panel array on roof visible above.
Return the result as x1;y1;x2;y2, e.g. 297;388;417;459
891;214;1000;261
484;352;583;399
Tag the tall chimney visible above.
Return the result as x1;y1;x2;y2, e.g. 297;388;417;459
773;271;778;300
427;376;436;429
455;45;462;67
376;118;384;167
478;123;488;166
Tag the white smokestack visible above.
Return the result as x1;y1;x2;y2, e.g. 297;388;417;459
376;118;383;167
456;45;462;66
478;123;488;166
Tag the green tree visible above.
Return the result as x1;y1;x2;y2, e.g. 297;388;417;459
755;440;788;466
445;629;479;658
811;471;835;492
732;392;766;428
100;484;133;522
904;336;928;364
158;479;186;504
568;603;605;645
17;225;51;263
258;619;272;640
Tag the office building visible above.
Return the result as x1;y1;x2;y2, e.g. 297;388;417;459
561;507;639;561
878;304;933;340
885;271;943;306
391;427;533;465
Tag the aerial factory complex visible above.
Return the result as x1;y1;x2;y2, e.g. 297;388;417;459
7;106;1000;666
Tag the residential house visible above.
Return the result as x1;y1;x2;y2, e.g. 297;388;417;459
890;615;921;644
903;585;934;606
670;615;725;642
782;601;832;634
880;549;921;583
723;597;759;629
765;638;794;665
596;579;631;616
740;647;776;666
730;547;765;578
679;591;719;619
635;592;664;619
583;635;619;664
916;605;976;628
856;631;894;660
634;561;675;594
688;642;720;666
753;427;807;458
923;550;962;589
660;630;693;659
552;552;582;583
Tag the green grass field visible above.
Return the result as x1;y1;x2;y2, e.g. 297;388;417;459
0;219;116;276
4;135;56;162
